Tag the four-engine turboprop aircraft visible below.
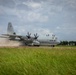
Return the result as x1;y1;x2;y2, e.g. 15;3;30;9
1;22;59;47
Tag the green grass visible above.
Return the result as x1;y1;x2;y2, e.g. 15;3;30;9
0;47;76;75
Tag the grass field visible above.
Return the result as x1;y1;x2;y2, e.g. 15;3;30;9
0;47;76;75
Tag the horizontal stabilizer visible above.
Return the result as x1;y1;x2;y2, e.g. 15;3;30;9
0;36;9;38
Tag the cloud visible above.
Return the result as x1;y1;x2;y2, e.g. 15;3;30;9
0;0;15;8
16;4;30;10
23;2;42;9
67;0;76;8
0;0;76;41
27;12;48;22
0;38;22;46
0;6;5;15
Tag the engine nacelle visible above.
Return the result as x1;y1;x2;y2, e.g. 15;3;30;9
32;40;40;46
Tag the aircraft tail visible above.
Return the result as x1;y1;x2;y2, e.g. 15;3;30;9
7;22;16;35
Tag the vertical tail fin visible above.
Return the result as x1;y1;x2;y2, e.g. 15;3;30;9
7;22;16;35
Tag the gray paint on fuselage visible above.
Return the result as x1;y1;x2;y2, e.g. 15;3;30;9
38;39;58;45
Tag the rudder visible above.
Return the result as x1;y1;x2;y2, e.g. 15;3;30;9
7;22;16;35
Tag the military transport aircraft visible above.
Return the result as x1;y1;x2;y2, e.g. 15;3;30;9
0;22;59;47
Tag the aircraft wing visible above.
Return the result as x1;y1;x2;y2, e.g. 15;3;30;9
2;34;22;37
1;34;28;41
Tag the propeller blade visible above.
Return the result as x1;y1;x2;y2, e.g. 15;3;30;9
26;32;31;39
34;33;39;39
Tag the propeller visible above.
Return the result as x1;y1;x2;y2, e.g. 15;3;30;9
34;33;39;39
26;32;31;39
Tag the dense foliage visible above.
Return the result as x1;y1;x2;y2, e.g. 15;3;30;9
59;41;76;46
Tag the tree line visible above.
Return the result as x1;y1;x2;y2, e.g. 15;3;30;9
58;41;76;46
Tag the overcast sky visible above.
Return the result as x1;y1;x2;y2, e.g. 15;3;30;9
0;0;76;41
